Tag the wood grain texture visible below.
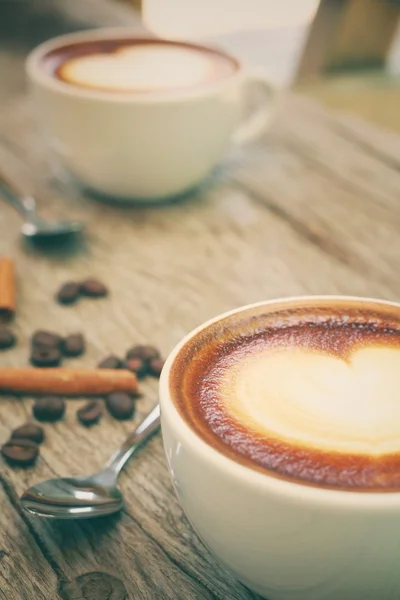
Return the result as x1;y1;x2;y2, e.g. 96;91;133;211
0;479;57;600
1;1;400;599
59;572;128;600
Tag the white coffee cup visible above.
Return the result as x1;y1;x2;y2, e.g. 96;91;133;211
160;296;400;600
26;28;274;201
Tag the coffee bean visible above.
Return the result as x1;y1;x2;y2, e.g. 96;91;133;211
62;333;85;357
149;358;165;377
1;439;39;467
0;327;16;350
11;423;44;444
80;278;108;298
33;396;65;422
98;355;122;369
77;401;102;427
30;347;62;367
124;357;148;378
31;330;61;350
106;393;134;420
126;345;160;362
57;281;80;305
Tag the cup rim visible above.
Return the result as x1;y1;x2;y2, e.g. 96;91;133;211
160;295;400;508
26;27;245;104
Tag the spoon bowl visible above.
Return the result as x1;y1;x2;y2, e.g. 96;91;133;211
21;474;124;519
21;219;83;241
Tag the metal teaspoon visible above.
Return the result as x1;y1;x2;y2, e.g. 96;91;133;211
20;404;160;519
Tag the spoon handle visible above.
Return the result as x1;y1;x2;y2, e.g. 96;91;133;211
0;165;38;219
104;404;161;476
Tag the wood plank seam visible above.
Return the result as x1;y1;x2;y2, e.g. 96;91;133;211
274;137;397;210
323;123;400;172
0;473;63;578
124;507;219;599
233;180;360;270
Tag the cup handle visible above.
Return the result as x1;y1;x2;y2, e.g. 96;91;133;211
232;68;276;146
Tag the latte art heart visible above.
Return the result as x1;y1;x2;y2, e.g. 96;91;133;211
60;46;215;92
43;39;238;94
170;299;400;490
223;346;400;455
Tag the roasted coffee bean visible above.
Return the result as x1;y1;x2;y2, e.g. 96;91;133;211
61;333;85;357
77;401;102;427
124;357;148;379
0;327;16;350
11;423;44;444
106;393;134;420
80;278;108;298
1;439;39;466
31;330;61;350
30;347;62;367
56;281;80;305
126;345;160;362
33;396;65;422
98;355;122;369
149;358;165;378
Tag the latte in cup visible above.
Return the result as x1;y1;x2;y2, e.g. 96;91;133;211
162;297;400;600
42;39;238;95
27;29;273;199
170;297;400;491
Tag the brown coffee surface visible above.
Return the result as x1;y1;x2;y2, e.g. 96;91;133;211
170;299;400;491
42;38;238;94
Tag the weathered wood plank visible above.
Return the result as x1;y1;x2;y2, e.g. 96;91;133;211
0;479;58;600
270;95;400;208
0;402;258;599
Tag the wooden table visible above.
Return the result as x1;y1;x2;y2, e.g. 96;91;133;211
1;2;400;600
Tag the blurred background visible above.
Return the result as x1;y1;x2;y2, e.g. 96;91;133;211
1;0;400;131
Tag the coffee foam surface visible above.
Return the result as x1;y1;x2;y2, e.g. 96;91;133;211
59;44;221;92
221;345;400;455
170;300;400;490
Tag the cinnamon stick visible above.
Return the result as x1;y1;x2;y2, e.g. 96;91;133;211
0;368;137;396
0;258;15;320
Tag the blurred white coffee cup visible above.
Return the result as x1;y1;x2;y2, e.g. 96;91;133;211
26;28;275;201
